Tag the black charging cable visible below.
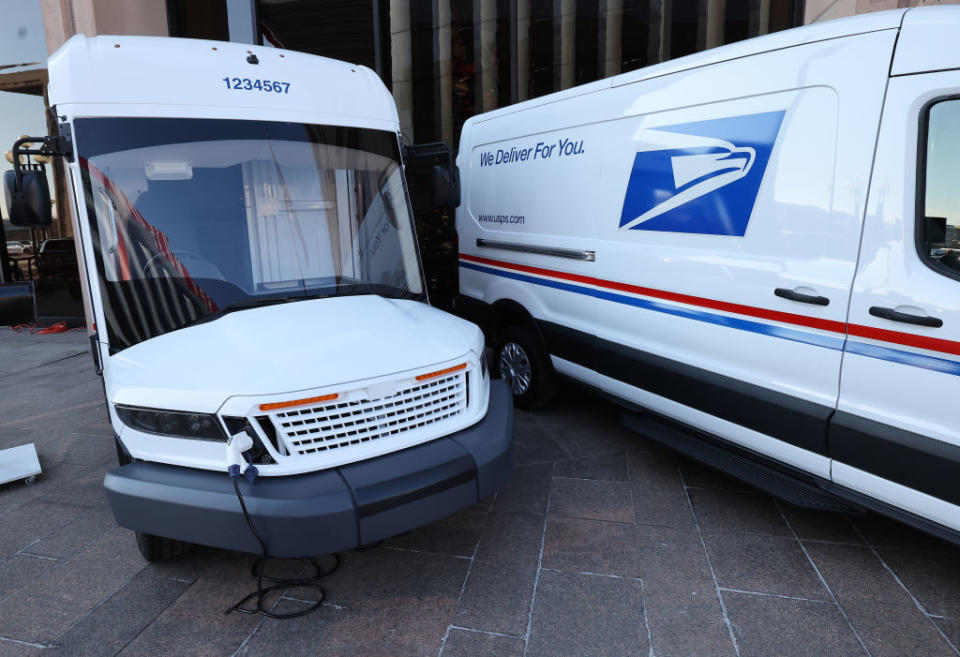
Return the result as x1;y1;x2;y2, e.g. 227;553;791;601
225;468;339;619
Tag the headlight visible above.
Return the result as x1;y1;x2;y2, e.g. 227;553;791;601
115;405;226;441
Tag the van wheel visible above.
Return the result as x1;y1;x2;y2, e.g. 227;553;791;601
494;325;556;409
135;531;191;562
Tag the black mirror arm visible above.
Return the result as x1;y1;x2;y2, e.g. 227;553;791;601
10;133;73;196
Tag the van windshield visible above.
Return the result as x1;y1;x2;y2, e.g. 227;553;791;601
75;118;424;353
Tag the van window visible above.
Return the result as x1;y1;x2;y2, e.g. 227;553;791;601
921;99;960;277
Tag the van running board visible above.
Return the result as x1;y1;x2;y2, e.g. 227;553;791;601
620;412;863;515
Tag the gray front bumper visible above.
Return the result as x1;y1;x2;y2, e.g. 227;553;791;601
104;380;513;557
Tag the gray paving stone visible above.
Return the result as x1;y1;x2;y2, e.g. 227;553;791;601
549;476;634;523
877;548;960;619
688;489;792;537
0;640;43;657
553;451;629;481
704;532;829;601
632;487;695;528
527;569;648;657
644;588;737;657
474;511;544;568
493;462;552;516
386;502;488;558
627;451;683;492
542;515;641;578
679;458;758;492
116;558;264;657
0;527;146;643
0;555;60;602
320;546;469;612
511;413;569;465
23;505;117;560
634;523;716;595
52;570;189;656
455;558;537;636
780;505;864;544
441;629;525;657
933;618;960;650
0;498;87;559
801;542;958;657
724;591;867;657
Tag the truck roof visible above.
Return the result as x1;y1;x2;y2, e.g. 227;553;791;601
467;6;958;127
48;35;399;131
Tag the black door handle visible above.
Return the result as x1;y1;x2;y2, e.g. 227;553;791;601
774;288;830;306
869;306;943;328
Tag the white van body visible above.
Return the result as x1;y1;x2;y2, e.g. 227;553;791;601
45;35;513;559
457;7;960;541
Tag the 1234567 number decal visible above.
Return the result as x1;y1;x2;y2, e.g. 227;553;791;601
223;77;290;93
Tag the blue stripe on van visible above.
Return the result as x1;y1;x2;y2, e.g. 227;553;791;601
460;259;960;377
460;260;845;351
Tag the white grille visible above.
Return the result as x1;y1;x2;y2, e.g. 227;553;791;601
269;371;468;457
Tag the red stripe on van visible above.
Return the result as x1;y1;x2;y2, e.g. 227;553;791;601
459;253;960;358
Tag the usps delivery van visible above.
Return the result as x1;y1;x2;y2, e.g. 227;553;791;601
457;7;960;542
5;35;513;562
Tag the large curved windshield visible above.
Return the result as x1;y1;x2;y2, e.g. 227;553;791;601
75;118;424;352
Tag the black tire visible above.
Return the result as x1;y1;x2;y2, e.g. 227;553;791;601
135;531;191;562
116;437;192;561
494;324;556;409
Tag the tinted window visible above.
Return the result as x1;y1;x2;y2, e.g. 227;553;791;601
921;100;960;277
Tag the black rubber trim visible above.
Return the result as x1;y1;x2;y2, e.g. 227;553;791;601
539;320;833;456
353;454;478;519
829;411;960;507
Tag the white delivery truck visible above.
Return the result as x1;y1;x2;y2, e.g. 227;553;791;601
457;7;960;542
5;35;513;563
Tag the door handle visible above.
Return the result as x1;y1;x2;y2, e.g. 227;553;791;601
869;306;943;328
774;288;829;306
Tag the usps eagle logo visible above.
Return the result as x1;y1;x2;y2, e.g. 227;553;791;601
619;110;785;236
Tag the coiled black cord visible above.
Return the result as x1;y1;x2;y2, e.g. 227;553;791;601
226;477;339;619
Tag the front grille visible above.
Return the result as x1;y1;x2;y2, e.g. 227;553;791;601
268;371;468;457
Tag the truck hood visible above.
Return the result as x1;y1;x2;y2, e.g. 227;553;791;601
105;296;481;413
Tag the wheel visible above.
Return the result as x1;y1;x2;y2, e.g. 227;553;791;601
135;531;192;562
23;475;37;486
494;324;556;409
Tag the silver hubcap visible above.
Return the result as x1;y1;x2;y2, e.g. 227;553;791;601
499;342;532;395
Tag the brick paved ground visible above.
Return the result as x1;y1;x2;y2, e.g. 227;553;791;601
1;331;959;657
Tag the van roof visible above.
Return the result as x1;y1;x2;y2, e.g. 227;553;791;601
48;35;399;130
468;8;911;126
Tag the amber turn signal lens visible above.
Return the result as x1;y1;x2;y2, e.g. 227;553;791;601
259;393;338;412
416;362;467;382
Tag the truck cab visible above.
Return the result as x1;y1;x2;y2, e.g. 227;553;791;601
8;34;513;560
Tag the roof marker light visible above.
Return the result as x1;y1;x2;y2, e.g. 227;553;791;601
259;393;338;412
416;363;467;382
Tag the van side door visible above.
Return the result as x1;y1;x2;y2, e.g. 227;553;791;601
589;31;896;477
831;68;960;533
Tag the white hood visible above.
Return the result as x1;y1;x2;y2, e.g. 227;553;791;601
105;296;482;413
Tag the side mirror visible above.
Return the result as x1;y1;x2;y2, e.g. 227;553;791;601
404;141;461;210
4;169;52;227
431;163;461;210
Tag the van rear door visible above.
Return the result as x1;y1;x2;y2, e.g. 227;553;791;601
831;19;960;532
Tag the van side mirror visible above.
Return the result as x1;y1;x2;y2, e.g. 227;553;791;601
404;141;461;210
3;169;52;227
431;163;461;210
